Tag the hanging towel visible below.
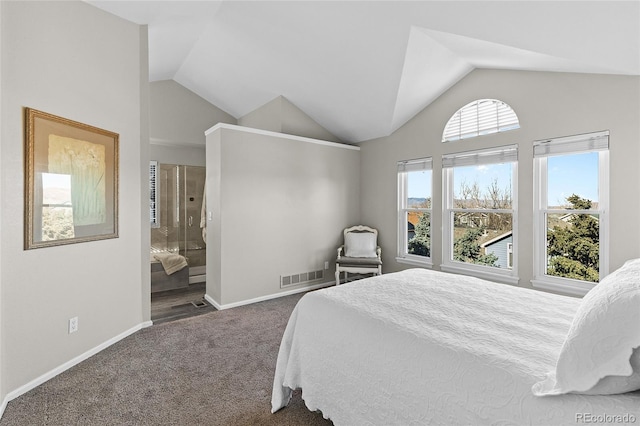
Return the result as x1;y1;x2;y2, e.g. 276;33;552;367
153;252;188;275
200;181;207;243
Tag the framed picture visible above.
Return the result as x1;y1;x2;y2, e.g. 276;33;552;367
24;108;119;249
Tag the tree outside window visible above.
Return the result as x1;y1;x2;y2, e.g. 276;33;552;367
546;194;599;282
397;159;432;265
451;176;512;268
442;145;518;280
533;131;609;295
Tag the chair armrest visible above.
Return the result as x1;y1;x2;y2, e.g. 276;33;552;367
337;245;345;259
376;246;382;260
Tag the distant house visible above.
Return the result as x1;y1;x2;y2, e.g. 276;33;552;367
480;231;513;269
457;212;489;228
559;212;599;223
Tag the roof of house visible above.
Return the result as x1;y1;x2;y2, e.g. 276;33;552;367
480;231;513;248
407;211;421;226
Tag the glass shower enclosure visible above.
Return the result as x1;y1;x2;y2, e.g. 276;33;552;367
151;163;206;282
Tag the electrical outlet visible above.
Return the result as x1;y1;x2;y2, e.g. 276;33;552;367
68;317;78;334
324;261;329;270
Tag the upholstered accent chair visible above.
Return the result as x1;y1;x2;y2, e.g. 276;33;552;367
335;225;382;285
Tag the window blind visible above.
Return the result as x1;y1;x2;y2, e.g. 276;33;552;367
533;131;609;157
442;144;518;168
397;157;432;172
443;99;520;142
149;161;159;228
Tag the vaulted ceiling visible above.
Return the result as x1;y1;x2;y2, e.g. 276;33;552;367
88;1;640;143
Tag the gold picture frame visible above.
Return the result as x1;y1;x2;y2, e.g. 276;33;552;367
24;108;119;249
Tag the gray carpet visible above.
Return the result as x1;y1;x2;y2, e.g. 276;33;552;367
0;292;332;425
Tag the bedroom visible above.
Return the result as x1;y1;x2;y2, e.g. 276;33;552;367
0;0;639;424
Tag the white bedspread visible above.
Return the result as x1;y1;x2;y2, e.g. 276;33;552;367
272;268;640;425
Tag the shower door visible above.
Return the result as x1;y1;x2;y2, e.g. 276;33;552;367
180;166;206;279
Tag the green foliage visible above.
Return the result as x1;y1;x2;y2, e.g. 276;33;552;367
408;213;430;257
546;194;599;282
453;227;498;267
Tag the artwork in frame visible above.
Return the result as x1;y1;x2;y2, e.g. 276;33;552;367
24;107;119;249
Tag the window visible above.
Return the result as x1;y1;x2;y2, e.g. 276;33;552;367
532;131;609;295
150;161;159;228
442;145;518;283
442;99;519;142
40;173;75;240
397;158;432;266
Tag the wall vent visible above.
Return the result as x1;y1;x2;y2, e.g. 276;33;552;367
280;269;324;288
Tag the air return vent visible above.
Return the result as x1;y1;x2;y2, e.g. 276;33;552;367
280;269;324;288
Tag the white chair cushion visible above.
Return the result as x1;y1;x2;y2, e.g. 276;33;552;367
344;232;377;258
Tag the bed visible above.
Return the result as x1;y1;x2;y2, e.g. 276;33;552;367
271;266;640;425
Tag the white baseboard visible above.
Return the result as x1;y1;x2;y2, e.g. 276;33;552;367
0;281;332;419
0;320;153;419
0;395;7;421
204;280;334;310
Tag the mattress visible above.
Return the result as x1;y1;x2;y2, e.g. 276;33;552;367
271;268;640;425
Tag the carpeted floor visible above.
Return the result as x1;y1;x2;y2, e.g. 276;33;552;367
0;292;332;426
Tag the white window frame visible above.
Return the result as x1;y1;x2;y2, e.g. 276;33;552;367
506;242;514;269
441;145;519;284
397;158;433;268
532;131;609;296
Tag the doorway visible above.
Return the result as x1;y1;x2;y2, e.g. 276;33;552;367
150;163;213;323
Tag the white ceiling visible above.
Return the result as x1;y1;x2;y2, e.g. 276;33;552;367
89;1;640;143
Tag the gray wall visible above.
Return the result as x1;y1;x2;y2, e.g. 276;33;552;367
239;96;343;143
149;144;207;168
139;26;151;324
205;125;360;306
359;69;640;290
237;96;281;134
149;80;237;167
149;80;236;147
1;0;146;398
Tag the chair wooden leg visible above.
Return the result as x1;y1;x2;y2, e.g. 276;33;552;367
335;269;340;286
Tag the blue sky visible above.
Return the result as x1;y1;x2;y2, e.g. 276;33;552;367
547;152;598;206
405;164;514;200
452;163;512;200
407;151;599;206
407;170;431;199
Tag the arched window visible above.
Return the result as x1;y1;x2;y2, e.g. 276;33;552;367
442;99;519;142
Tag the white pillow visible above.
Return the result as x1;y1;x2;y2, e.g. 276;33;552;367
532;258;640;396
344;232;377;258
585;347;640;395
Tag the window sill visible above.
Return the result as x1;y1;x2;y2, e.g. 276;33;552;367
440;263;519;285
531;278;594;297
396;256;433;269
